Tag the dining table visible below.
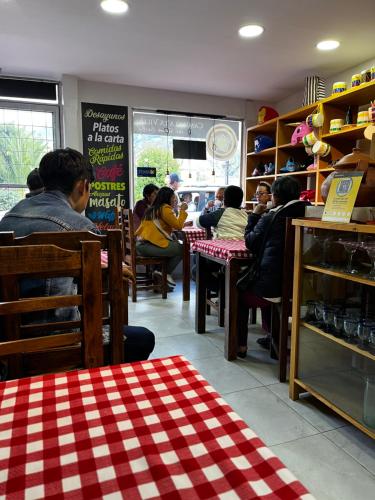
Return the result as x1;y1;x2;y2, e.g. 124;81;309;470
175;226;206;301
0;355;312;499
191;239;252;360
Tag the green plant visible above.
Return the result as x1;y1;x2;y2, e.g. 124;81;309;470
0;124;48;184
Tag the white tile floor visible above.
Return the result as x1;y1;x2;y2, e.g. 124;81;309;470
129;283;375;500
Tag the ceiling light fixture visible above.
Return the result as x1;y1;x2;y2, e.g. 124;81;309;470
101;0;129;14
238;25;264;38
316;40;340;51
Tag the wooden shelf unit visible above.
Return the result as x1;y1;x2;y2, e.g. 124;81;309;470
290;220;375;440
245;80;375;205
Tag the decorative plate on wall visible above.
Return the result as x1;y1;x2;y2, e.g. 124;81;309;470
206;124;238;160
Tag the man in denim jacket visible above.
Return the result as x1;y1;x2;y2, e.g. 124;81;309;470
0;148;155;364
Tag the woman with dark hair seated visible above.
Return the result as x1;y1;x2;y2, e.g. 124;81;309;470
136;186;188;288
238;176;308;359
133;183;159;230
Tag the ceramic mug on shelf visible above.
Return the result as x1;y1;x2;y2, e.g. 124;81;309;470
361;69;372;83
302;131;318;146
306;112;324;128
312;141;331;157
329;118;345;132
357;110;370;126
332;81;347;94
351;74;361;87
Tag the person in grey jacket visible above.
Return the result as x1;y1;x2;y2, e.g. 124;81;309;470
0;148;154;368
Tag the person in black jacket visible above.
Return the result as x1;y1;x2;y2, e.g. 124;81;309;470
238;176;308;358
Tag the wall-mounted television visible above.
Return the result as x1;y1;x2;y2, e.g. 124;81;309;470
173;139;207;160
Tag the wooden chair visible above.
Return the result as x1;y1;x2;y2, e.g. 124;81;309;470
121;208;168;302
270;218;296;382
0;229;125;377
0;241;103;379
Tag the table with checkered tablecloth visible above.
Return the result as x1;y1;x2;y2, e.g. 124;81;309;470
191;238;251;261
192;239;252;360
175;227;207;301
0;355;312;499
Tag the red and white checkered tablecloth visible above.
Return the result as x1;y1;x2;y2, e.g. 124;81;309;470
182;227;206;244
0;356;312;499
191;239;251;261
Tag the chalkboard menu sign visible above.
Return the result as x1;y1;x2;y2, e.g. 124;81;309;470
81;102;129;229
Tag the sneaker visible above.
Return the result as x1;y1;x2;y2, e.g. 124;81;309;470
167;274;176;286
256;335;271;350
152;270;162;284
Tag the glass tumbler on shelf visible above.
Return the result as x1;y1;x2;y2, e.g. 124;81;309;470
304;300;317;322
333;311;346;338
314;301;324;328
313;233;332;268
363;376;375;429
343;317;360;343
363;243;375;280
322;305;335;333
338;239;359;274
358;321;375;349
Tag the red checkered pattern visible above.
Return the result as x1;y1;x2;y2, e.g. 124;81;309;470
0;356;312;500
182;227;206;244
191;239;251;261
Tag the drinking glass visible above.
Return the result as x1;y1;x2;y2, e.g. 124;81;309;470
343;317;360;343
368;330;375;354
333;312;345;337
322;305;335;333
363;375;375;429
358;320;375;348
338;239;359;274
313;233;332;268
304;300;316;322
363;243;375;280
314;301;324;327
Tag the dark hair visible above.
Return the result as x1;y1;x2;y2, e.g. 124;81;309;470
144;186;175;220
39;148;94;195
27;168;44;191
271;176;301;205
143;183;159;198
224;185;243;209
258;181;271;194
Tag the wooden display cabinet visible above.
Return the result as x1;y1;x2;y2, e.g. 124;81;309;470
245;80;375;206
290;219;375;439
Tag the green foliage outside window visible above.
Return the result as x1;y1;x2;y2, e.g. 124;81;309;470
134;147;180;202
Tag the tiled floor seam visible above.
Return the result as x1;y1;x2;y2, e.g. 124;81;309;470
321;430;375;478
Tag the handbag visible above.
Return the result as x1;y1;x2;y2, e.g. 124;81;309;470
236;210;279;292
153;219;178;242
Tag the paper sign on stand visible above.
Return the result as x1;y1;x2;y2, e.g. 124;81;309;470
322;172;364;223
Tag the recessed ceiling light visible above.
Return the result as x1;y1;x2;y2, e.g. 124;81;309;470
238;25;264;38
101;0;129;14
316;40;340;51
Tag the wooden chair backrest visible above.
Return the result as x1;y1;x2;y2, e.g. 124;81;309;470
121;209;137;273
0;241;103;377
0;229;124;366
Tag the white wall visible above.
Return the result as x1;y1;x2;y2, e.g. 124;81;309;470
275;57;375;116
61;75;255;149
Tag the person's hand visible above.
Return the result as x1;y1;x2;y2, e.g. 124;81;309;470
206;200;214;208
180;202;188;211
184;220;193;227
253;203;268;215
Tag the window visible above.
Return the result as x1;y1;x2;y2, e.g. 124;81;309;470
0;101;60;218
132;111;242;204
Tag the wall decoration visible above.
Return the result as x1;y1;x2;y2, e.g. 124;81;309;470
81;102;129;229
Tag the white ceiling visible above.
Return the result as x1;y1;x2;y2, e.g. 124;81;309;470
0;0;374;101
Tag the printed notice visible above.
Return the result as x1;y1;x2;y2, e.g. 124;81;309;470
322;172;363;223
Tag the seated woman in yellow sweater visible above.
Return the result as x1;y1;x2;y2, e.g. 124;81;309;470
136;186;188;287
